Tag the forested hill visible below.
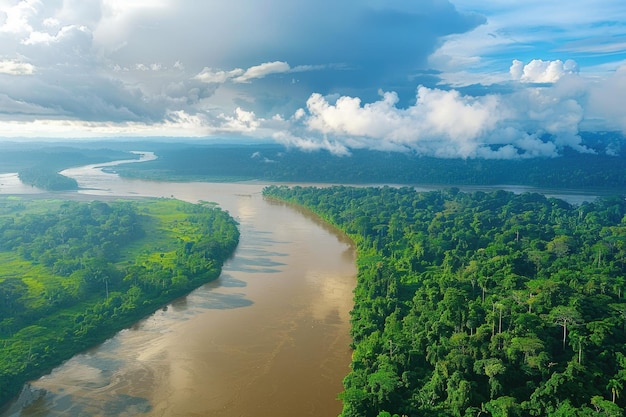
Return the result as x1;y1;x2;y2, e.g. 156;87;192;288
0;198;239;407
263;185;626;417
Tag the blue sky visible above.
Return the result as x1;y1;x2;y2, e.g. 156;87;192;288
0;0;625;158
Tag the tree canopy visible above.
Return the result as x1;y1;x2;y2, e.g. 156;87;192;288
264;185;626;417
114;140;626;190
0;197;239;407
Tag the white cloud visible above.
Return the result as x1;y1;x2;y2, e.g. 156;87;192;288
300;87;504;157
22;24;90;45
0;113;206;138
0;107;266;138
305;90;403;138
218;107;259;132
232;61;291;83
286;83;598;158
134;62;163;72
293;108;306;121
510;59;579;83
295;87;501;157
0;0;37;34
0;59;34;74
273;131;351;156
194;61;296;85
0;0;623;159
42;17;59;28
194;67;244;84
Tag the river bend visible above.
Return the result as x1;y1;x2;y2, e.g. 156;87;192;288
1;154;356;417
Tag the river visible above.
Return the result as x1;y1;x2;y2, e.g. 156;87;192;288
1;153;357;417
0;152;613;416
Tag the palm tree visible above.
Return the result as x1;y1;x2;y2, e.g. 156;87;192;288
607;378;622;403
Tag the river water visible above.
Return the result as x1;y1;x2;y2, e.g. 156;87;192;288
1;153;357;417
1;152;614;417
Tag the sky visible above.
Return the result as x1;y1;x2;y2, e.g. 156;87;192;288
1;0;626;158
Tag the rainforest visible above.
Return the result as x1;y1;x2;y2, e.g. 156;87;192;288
264;185;626;417
2;142;626;416
0;197;239;406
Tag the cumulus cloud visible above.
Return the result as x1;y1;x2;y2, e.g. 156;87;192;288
298;87;502;157
284;84;593;159
0;0;485;138
510;59;580;83
0;0;37;34
0;0;624;159
218;107;260;132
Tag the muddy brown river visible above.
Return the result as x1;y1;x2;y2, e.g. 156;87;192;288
1;152;605;417
1;154;357;417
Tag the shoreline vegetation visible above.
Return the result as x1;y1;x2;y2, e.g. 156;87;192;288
2;140;626;415
0;197;239;409
264;185;626;417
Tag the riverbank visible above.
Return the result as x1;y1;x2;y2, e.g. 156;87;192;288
1;172;357;417
264;185;626;416
0;198;239;411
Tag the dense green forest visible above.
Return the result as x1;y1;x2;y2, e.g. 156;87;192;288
2;135;626;190
17;168;78;191
0;197;239;407
263;185;626;417
112;133;626;189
